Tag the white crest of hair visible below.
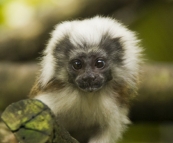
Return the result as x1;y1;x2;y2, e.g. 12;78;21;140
39;15;142;89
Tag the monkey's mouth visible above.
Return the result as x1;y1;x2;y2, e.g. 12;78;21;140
77;83;103;92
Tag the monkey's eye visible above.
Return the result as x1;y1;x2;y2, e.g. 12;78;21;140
72;60;82;70
95;59;105;69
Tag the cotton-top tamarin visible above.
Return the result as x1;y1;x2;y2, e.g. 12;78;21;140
29;16;143;143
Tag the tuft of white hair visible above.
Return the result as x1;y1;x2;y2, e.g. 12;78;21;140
39;16;142;88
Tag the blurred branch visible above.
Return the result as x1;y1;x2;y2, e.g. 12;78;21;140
0;62;173;122
130;63;173;122
0;63;37;111
0;0;145;62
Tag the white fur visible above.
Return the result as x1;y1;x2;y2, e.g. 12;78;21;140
35;86;129;143
36;16;142;143
40;16;142;88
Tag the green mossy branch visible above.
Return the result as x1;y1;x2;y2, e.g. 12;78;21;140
1;99;79;143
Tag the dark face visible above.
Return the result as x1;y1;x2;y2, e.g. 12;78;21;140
54;35;124;92
68;53;112;92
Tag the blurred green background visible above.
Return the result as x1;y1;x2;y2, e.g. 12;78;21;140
0;0;173;143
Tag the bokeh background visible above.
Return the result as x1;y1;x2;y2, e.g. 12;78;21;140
0;0;173;142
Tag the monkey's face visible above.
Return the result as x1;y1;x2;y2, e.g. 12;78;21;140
54;35;124;92
39;16;142;97
67;53;112;92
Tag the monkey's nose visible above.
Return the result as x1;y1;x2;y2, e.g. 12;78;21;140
82;74;96;83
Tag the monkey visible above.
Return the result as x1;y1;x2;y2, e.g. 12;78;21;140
29;16;143;143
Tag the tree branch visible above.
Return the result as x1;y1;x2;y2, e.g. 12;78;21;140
1;99;79;143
